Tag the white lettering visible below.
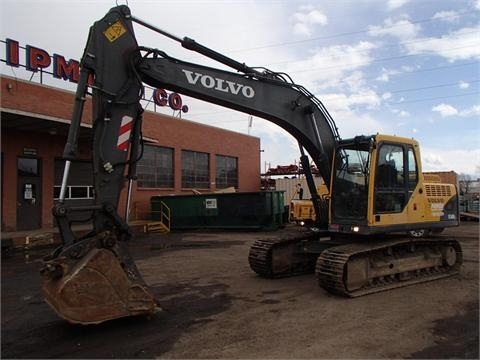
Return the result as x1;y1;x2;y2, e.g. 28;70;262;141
182;69;202;85
200;75;215;88
182;69;255;98
242;86;255;98
226;81;242;95
215;78;229;93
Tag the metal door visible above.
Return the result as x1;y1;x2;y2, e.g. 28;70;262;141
17;157;42;230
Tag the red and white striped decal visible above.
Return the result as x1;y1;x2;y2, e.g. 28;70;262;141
117;115;133;151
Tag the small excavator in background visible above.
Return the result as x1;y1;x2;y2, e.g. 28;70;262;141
41;5;462;324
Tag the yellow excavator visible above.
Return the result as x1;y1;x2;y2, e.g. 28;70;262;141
41;5;462;324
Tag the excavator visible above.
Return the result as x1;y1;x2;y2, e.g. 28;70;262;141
40;5;462;324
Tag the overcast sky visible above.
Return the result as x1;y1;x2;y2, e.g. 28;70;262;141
1;0;479;177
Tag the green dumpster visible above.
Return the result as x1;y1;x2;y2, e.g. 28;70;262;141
151;191;285;230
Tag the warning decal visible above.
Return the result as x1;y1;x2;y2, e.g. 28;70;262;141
103;21;127;42
117;115;133;151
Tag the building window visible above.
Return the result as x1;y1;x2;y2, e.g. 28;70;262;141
137;145;174;188
54;159;93;200
53;185;94;200
216;155;238;189
182;150;209;189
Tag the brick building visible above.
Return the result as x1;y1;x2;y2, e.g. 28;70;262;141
1;75;261;231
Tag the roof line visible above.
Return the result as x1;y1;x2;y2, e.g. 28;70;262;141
1;107;92;128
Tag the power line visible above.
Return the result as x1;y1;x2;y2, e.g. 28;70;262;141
185;85;479;120
322;61;480;88
186;9;472;57
372;61;480;79
178;10;479;87
284;44;479;74
262;30;479;68
388;91;479;105
323;79;480;102
387;79;480;94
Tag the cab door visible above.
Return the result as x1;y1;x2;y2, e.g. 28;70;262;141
405;146;424;221
374;143;408;224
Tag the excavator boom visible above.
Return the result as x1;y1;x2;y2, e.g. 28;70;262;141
135;50;338;187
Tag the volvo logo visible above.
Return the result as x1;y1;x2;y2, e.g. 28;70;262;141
182;69;255;98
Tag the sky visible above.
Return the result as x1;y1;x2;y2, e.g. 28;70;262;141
1;0;479;178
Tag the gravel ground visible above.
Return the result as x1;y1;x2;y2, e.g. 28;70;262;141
1;222;478;359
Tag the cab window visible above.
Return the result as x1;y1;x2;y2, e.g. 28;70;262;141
375;144;405;213
407;147;418;191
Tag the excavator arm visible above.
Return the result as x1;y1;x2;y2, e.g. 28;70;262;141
41;5;340;324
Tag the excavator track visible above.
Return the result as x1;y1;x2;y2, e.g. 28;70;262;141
249;229;321;277
316;238;462;297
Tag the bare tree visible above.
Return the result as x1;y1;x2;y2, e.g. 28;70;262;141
459;174;473;196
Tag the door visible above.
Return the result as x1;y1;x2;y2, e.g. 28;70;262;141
374;143;408;223
17;157;42;230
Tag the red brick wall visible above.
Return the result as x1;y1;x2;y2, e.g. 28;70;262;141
1;76;93;124
1;75;260;229
130;112;261;219
1;129;78;230
119;109;262;220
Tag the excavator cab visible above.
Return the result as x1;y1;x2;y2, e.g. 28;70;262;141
330;134;459;235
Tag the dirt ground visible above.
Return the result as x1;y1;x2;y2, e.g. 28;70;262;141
1;222;478;359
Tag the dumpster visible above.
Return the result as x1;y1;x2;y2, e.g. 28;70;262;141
151;191;285;230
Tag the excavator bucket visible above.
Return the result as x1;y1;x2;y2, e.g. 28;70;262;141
41;238;157;325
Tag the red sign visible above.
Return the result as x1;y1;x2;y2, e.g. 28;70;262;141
153;88;189;113
7;39;83;83
4;38;188;113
